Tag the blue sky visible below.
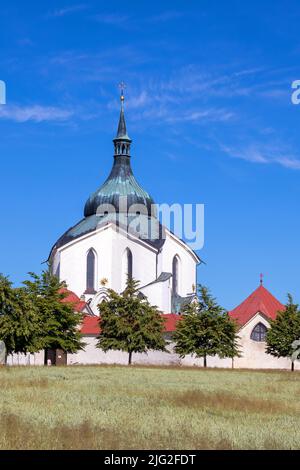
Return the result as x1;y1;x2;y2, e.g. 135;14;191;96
1;0;300;309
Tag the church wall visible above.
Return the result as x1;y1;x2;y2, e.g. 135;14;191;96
7;350;45;366
67;336;181;366
6;331;300;370
180;354;233;368
58;227;113;298
140;280;172;313
66;329;300;370
51;250;60;278
160;232;197;297
110;230;157;293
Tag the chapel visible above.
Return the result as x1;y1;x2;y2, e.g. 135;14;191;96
49;91;200;316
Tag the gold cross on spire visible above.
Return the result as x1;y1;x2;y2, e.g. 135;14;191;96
118;81;126;102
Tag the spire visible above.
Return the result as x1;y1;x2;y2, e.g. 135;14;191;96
116;83;127;138
116;105;127;138
113;82;131;156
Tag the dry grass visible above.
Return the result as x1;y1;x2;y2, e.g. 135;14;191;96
167;390;292;414
0;365;300;450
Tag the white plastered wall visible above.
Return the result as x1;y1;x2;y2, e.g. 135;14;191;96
58;225;113;298
159;230;198;297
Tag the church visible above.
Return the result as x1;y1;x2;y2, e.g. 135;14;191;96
49;90;200;319
7;93;297;370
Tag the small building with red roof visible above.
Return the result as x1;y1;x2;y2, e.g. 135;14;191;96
228;284;285;327
179;281;299;370
222;282;295;370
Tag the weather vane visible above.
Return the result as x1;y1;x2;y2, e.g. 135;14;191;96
118;81;126;102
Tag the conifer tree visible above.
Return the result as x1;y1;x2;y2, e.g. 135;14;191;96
174;285;239;367
24;270;85;355
0;275;41;361
266;294;300;371
97;278;166;365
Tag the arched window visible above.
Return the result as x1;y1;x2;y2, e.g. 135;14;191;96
172;255;179;294
86;249;96;293
122;248;133;290
250;322;268;342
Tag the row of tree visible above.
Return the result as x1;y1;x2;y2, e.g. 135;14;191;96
98;279;240;366
1;271;300;370
0;272;84;361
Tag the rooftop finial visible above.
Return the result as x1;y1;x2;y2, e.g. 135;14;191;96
260;273;264;286
113;82;131;154
119;81;126;108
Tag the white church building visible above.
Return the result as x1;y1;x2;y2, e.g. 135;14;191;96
49;93;199;319
7;94;297;370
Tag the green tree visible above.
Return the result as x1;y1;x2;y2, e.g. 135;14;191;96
174;285;239;367
266;294;300;371
24;270;85;355
97;278;166;365
0;275;42;362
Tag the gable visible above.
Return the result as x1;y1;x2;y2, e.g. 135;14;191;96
229;285;284;327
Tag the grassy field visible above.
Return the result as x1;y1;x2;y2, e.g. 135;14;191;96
0;365;300;450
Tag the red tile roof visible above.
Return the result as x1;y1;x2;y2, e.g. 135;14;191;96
81;315;100;335
162;313;181;332
80;313;181;335
59;288;87;313
61;285;285;333
229;285;284;326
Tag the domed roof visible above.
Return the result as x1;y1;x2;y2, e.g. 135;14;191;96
84;99;155;218
49;93;166;256
84;154;155;217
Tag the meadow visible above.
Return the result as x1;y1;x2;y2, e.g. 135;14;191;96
0;365;299;450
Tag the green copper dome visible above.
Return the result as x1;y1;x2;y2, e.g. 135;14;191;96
84;100;155;218
50;93;166;256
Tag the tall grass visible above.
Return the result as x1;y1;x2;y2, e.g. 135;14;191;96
0;365;299;449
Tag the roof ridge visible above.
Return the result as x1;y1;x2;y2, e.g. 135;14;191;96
229;284;284;326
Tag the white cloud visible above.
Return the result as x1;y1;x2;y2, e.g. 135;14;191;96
127;91;149;109
176;109;234;123
221;144;300;170
0;105;74;123
48;4;88;18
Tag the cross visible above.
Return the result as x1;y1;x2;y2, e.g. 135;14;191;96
260;273;264;286
118;81;126;101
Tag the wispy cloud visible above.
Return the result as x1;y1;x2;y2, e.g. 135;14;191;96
233;67;265;78
91;10;182;27
47;4;88;18
168;108;234;123
92;13;130;26
221;144;300;170
108;88;234;125
0;104;74;123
